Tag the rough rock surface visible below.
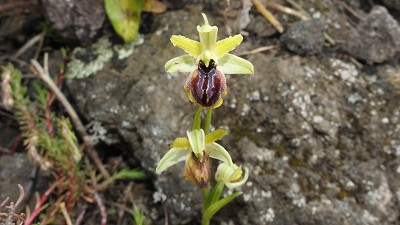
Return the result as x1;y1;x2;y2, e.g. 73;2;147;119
344;6;400;63
382;0;400;11
41;0;105;45
65;4;400;225
280;19;326;55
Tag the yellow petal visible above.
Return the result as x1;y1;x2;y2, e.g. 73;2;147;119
170;35;202;57
213;34;243;58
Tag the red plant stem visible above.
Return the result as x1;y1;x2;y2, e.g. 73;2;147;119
24;176;64;225
65;164;77;212
8;134;22;155
44;52;68;134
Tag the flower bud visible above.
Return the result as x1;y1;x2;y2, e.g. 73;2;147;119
184;151;211;188
215;163;249;189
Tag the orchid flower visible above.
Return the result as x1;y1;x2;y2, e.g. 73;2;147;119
165;13;254;108
156;129;233;187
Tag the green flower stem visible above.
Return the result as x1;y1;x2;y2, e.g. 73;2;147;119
202;181;225;225
204;109;213;134
202;187;210;210
193;107;202;130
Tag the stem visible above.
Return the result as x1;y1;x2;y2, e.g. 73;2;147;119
204;109;213;134
202;181;224;225
193;107;202;130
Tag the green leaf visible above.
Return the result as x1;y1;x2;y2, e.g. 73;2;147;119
204;181;224;210
203;192;242;222
132;207;146;225
112;168;145;180
105;0;144;43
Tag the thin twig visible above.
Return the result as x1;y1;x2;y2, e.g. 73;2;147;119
252;0;284;33
13;32;44;59
14;184;25;210
74;204;88;225
332;0;363;20
265;1;308;20
235;44;279;56
30;57;110;179
91;172;107;225
60;202;73;225
0;197;9;209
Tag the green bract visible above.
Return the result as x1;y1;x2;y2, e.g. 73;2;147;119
156;129;233;174
165;13;254;75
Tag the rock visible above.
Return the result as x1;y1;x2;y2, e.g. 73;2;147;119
0;154;36;203
41;0;105;45
280;19;327;55
65;5;400;225
344;6;400;63
382;0;400;11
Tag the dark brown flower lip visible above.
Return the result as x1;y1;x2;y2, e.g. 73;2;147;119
185;60;226;108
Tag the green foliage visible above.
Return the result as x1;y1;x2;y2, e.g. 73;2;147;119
105;0;144;43
203;192;242;225
100;168;145;189
4;64;82;169
132;207;146;225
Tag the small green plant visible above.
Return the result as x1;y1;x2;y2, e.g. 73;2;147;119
2;58;144;224
156;13;254;225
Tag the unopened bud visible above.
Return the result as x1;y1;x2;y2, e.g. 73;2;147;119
184;151;211;188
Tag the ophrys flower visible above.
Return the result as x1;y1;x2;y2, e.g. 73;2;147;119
156;129;233;188
165;13;254;108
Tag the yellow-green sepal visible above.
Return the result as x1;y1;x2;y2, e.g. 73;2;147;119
170;35;202;57
205;129;229;144
165;55;196;73
218;54;254;75
213;34;243;59
170;137;190;148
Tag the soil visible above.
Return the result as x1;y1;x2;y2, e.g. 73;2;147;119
1;0;400;225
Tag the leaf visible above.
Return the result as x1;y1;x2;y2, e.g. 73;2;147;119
105;0;144;43
203;192;242;222
132;207;146;225
112;168;145;180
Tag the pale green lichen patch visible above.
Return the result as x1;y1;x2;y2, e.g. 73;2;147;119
66;36;144;79
114;35;144;59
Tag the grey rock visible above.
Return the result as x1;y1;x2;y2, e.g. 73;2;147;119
344;6;400;63
382;0;400;11
65;5;400;225
41;0;105;45
280;19;326;55
0;154;35;203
